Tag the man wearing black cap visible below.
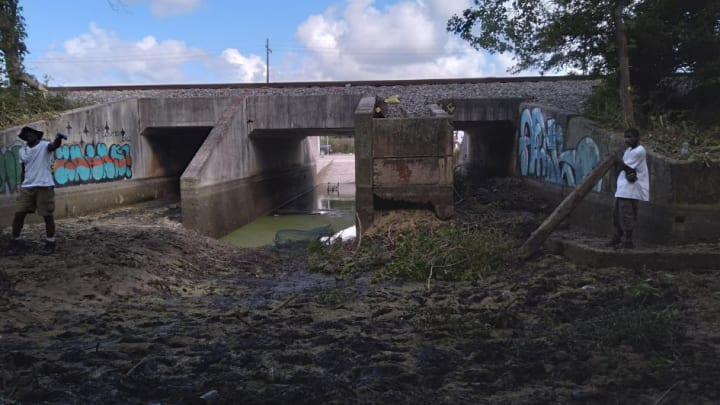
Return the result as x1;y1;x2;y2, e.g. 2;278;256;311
9;126;65;255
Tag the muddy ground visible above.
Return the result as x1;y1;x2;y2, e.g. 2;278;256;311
1;179;719;405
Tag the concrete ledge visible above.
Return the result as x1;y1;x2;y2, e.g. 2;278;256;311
0;177;179;229
547;233;720;270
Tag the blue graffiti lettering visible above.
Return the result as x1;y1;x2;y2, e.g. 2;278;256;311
519;107;601;191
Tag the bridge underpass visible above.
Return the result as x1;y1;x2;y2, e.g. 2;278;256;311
141;126;213;195
0;94;536;240
2;78;717;246
454;120;518;180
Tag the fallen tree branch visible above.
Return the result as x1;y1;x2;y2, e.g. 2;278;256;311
518;147;623;260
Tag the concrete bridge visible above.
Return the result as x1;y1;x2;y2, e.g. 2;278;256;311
1;79;718;244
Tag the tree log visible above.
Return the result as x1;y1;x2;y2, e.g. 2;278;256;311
518;148;623;260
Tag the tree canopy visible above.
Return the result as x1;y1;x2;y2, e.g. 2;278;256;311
0;0;27;86
448;0;720;123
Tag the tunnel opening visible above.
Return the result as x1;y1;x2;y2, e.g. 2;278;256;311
142;126;212;193
220;133;357;248
143;127;212;178
453;120;517;185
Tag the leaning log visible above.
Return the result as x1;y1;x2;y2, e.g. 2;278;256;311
518;148;623;260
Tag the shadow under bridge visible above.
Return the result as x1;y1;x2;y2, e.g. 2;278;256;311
179;94;363;238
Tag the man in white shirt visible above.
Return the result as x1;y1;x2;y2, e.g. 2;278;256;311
9;127;65;255
609;128;650;249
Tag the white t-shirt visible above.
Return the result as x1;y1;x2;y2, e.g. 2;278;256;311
19;140;55;188
615;145;649;201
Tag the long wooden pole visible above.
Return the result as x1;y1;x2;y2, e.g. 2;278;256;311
518;148;622;260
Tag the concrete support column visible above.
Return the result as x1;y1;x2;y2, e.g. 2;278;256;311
354;96;377;233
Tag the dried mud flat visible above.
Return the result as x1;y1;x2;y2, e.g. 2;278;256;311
1;180;720;405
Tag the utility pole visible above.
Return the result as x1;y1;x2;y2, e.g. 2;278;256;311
265;38;272;83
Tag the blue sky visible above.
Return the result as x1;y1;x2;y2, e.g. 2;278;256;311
20;0;522;86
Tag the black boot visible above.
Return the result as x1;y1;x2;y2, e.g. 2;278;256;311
606;233;622;247
40;240;56;255
6;238;23;256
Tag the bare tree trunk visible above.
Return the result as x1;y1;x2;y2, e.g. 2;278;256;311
613;0;635;128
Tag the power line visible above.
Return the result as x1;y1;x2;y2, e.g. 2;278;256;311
28;44;456;65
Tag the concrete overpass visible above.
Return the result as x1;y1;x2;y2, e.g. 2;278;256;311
1;80;718;244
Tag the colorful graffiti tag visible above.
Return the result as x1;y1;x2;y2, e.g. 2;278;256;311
53;143;132;186
0;144;22;195
518;107;602;191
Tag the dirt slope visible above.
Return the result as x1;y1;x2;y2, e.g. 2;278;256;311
1;182;719;405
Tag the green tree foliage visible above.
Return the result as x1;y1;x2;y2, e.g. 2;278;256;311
447;0;626;75
448;0;720;124
448;0;638;125
629;0;720;120
0;0;28;87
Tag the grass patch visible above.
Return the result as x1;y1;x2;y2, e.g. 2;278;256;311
315;287;358;308
375;225;514;284
307;224;515;286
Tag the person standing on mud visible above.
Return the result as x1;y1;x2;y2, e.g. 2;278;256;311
609;128;649;249
8;127;65;255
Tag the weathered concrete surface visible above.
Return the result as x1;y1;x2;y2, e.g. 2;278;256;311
181;95;360;237
181;168;313;238
522;106;720;244
371;117;454;220
247;94;362;138
0;177;177;229
450;99;521;180
447;98;524;124
354;97;377;232
3;91;719;245
547;232;720;270
0;100;157;229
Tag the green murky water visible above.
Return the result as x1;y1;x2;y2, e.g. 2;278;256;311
221;183;356;248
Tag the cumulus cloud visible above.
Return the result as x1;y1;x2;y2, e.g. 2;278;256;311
33;23;210;85
213;49;267;83
289;0;517;81
28;0;522;85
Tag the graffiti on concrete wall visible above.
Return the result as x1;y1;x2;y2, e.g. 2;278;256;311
518;107;602;191
0;143;22;195
0;141;132;194
53;143;132;186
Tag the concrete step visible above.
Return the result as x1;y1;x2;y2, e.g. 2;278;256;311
546;231;720;270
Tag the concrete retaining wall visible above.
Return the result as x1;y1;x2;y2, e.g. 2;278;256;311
518;103;720;244
0;100;167;230
1;94;358;238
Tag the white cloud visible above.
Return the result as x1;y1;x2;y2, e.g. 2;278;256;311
288;0;517;81
28;0;522;85
215;49;267;83
33;23;211;85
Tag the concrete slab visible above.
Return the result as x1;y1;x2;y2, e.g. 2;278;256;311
547;231;720;270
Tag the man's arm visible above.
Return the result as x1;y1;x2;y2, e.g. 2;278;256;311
47;133;65;152
15;164;25;192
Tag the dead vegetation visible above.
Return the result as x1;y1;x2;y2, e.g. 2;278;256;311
1;182;719;404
